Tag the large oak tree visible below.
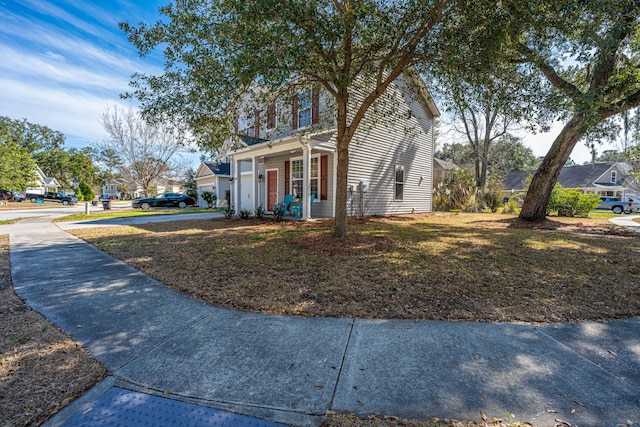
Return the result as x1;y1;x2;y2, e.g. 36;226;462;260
121;0;490;237
502;0;640;221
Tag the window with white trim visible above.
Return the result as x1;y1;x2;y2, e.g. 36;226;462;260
298;91;312;129
238;114;255;137
291;159;303;198
290;156;320;200
310;157;319;200
611;170;617;183
395;165;404;200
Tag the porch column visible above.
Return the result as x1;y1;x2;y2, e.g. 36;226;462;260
302;144;312;220
233;158;240;214
253;156;259;210
332;151;338;217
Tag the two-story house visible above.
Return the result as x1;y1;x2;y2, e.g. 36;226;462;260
25;165;60;194
206;72;439;219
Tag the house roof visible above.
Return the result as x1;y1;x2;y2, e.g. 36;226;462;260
503;162;627;191
433;158;458;171
203;161;230;176
239;135;268;146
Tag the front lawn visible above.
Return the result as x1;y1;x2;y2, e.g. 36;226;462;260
70;213;640;323
54;207;214;222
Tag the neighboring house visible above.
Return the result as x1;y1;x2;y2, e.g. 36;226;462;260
194;161;231;208
25;165;60;194
433;158;459;187
220;72;440;219
503;162;639;199
102;181;120;198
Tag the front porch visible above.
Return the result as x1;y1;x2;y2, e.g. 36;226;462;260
228;133;336;220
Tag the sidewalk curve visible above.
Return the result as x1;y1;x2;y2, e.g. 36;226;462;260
6;216;640;426
609;214;640;233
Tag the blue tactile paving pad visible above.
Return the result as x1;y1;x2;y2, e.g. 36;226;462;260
63;387;286;427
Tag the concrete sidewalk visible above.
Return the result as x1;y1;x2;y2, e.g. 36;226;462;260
6;216;640;426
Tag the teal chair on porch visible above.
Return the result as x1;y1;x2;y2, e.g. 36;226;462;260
276;194;294;215
292;194;315;218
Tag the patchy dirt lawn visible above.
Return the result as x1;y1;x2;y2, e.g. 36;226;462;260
70;213;640;324
0;235;107;426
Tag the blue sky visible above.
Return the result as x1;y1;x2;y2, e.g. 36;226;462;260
0;0;612;166
0;0;203;167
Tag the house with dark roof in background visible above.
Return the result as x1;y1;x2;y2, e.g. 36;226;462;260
194;161;230;208
503;162;639;199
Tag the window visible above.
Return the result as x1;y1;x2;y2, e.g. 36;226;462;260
266;102;277;130
395;165;404;200
290;156;320;200
238;114;255;137
611;170;617;183
298;91;312;129
310;157;319;200
291;159;303;198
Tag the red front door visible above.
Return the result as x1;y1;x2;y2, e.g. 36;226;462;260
267;170;278;211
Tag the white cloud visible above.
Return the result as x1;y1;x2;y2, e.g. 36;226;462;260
0;77;130;146
0;45;129;94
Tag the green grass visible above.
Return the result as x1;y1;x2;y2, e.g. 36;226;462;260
0;218;30;224
53;207;215;222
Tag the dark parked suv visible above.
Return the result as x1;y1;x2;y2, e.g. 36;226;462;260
132;192;196;210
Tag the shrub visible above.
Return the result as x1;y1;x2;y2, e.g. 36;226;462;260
547;184;601;217
433;168;476;211
76;182;94;201
239;208;252;219
273;205;285;222
255;205;264;219
481;179;504;213
200;191;217;208
502;199;518;214
224;205;235;218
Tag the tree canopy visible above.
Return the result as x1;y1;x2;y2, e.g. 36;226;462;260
121;0;491;237
97;105;185;196
497;0;640;220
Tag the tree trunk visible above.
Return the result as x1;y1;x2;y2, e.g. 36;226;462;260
519;116;587;221
333;97;351;238
334;140;350;238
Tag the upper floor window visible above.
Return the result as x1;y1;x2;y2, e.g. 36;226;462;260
611;170;617;183
298;91;312;129
395;165;404;200
238;114;255;137
292;88;319;130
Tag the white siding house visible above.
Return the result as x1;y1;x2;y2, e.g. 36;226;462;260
194;162;231;208
215;71;439;219
25;166;60;194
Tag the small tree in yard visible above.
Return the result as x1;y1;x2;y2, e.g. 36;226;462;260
547;185;601;218
77;182;95;202
481;178;504;213
200;191;217;208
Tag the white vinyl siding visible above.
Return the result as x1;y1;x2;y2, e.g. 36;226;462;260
346;73;434;216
